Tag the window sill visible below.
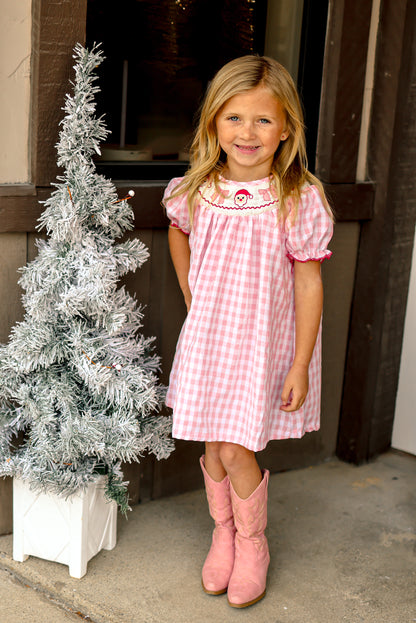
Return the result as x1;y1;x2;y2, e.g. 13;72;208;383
0;184;36;197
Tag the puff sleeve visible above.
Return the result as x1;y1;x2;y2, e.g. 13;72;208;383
285;185;333;263
163;177;191;235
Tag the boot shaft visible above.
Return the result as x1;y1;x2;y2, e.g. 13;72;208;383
200;455;234;526
230;470;269;539
227;469;270;608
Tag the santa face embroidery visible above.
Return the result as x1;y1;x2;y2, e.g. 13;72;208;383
234;189;253;207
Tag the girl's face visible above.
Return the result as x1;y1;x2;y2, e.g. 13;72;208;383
215;85;289;182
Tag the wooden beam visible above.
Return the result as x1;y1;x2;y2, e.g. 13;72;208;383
337;0;416;462
0;182;374;233
324;182;374;221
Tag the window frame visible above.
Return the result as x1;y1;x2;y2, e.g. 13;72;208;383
0;0;374;234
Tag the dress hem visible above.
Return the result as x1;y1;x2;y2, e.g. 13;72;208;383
170;427;320;453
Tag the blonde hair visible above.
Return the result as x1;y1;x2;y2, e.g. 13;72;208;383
167;55;333;224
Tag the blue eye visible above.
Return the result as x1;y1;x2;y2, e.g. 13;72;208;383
228;115;239;122
259;118;271;124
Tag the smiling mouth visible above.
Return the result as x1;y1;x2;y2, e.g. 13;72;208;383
235;144;259;152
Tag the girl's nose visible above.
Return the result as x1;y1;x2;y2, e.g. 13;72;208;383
240;121;256;139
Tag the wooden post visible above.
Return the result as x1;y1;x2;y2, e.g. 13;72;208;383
337;0;416;462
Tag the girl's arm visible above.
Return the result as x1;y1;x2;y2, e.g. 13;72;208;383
280;260;323;412
168;226;192;312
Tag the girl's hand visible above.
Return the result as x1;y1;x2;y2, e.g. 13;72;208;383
281;260;323;412
280;363;309;412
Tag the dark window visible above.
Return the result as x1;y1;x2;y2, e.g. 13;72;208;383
86;0;327;179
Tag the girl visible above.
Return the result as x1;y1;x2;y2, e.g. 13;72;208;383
163;55;333;608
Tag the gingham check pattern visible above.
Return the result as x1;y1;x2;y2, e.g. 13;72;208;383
164;177;333;451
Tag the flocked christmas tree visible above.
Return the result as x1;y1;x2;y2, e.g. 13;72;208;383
0;44;173;514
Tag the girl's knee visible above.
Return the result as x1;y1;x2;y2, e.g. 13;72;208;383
218;442;253;472
205;441;223;463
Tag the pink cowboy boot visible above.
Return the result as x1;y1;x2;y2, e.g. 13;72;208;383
227;470;270;608
200;455;236;595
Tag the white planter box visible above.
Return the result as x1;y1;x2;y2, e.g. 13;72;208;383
13;476;117;578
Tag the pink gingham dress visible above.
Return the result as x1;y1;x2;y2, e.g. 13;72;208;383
164;176;333;451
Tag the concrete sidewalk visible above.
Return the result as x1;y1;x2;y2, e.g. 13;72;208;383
0;450;415;623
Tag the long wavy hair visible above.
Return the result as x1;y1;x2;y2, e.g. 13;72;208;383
166;55;333;225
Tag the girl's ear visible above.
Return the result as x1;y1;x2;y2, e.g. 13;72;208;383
280;130;289;141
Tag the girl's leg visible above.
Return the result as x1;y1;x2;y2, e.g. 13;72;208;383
218;442;262;499
204;441;227;481
200;443;235;595
201;441;269;606
216;443;269;609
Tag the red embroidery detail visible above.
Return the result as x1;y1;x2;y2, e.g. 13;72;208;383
234;189;253;207
198;189;278;211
